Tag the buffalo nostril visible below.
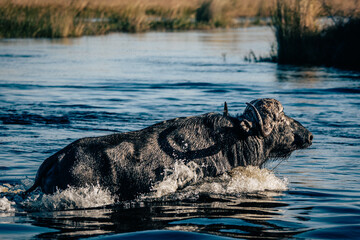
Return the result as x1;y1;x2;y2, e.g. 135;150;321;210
308;134;313;143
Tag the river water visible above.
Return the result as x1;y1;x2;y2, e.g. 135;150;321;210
0;27;359;239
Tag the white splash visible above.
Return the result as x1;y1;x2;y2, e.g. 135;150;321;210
150;161;203;198
0;197;16;212
148;164;288;200
219;166;288;193
1;164;287;212
0;183;23;213
22;184;115;211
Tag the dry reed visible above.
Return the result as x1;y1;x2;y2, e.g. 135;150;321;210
0;0;273;37
0;0;358;38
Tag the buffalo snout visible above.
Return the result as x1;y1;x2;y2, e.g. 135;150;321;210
293;124;313;149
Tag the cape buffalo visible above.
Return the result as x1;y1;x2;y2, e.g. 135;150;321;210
26;98;313;199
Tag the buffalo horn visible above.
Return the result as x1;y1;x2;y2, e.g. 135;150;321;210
246;102;270;137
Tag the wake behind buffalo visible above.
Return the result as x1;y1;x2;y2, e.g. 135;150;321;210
26;98;313;199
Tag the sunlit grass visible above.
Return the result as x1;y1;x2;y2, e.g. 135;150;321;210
0;0;358;40
0;0;273;38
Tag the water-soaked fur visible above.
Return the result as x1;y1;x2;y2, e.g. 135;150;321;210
26;98;313;200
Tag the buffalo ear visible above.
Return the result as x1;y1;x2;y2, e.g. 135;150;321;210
239;119;253;135
223;102;229;117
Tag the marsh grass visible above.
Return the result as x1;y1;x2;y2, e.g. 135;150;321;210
0;1;110;37
271;0;360;70
0;3;84;37
0;0;274;38
0;0;357;39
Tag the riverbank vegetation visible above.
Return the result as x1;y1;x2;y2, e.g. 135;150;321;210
271;0;360;70
0;0;350;37
0;0;356;39
0;0;274;38
1;0;358;70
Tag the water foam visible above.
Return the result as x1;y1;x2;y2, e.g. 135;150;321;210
150;161;203;198
149;163;288;200
22;184;115;211
1;181;115;212
1;164;287;212
0;184;23;213
225;166;288;193
0;197;16;212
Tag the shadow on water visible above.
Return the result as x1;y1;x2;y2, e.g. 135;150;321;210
26;192;310;239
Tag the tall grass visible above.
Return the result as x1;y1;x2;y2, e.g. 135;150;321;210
0;0;274;37
0;0;357;39
272;0;321;65
0;0;115;37
271;0;360;70
0;1;86;37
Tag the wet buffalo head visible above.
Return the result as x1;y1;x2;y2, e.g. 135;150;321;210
239;98;313;159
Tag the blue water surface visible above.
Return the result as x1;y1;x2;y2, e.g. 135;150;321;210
0;27;359;239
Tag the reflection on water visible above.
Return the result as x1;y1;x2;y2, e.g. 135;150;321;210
26;192;301;239
0;27;360;239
